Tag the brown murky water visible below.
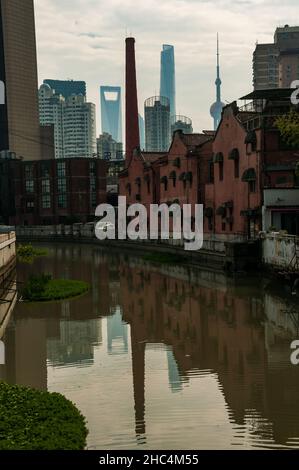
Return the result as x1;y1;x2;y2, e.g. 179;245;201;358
1;243;299;450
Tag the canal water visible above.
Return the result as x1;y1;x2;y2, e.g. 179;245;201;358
1;243;299;450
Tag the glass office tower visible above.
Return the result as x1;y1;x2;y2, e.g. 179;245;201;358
160;45;176;118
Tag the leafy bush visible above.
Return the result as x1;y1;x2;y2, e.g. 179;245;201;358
22;275;89;302
0;382;88;450
275;110;299;148
17;244;48;264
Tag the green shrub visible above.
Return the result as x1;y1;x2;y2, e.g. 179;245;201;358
17;244;48;264
0;382;88;450
22;275;89;302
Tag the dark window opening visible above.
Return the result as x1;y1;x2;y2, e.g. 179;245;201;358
208;160;214;183
234;159;239;178
249;180;256;193
219;162;224;181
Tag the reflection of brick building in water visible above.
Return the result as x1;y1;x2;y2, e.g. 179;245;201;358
47;318;101;367
119;260;299;445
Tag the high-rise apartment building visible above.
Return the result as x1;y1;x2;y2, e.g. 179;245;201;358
100;86;122;143
0;0;41;160
97;132;123;161
38;85;96;159
171;115;193;135
39;84;64;159
144;96;170;152
160;45;176;117
253;44;280;90
43;79;86;98
253;25;299;90
63;95;96;159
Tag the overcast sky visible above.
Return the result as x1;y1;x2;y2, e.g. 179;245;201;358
34;0;298;136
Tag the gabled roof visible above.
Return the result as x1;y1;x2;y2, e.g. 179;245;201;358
119;149;166;177
180;133;213;148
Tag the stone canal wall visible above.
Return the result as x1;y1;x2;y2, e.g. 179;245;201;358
15;224;260;272
0;231;16;285
0;231;17;341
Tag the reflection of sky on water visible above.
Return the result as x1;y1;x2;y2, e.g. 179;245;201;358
1;244;299;450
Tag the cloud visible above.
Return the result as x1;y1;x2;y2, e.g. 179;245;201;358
34;0;297;136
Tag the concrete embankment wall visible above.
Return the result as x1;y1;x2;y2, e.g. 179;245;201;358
262;233;299;271
0;232;16;284
16;224;260;272
0;231;17;340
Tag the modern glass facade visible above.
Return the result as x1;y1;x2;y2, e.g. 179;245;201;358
43;79;86;98
138;114;145;150
100;86;122;144
160;45;176;118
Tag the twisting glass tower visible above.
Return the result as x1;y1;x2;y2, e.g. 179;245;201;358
160;45;176;118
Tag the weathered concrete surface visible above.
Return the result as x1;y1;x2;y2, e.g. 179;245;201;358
262;233;299;271
0;231;16;284
16;224;260;272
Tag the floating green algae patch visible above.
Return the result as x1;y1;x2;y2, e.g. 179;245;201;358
17;244;48;264
22;274;90;302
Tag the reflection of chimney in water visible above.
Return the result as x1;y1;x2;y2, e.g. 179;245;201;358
130;326;146;442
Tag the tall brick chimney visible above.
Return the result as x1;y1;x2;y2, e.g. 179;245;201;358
126;37;140;166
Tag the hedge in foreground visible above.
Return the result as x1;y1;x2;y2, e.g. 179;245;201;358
22;274;90;302
0;382;88;450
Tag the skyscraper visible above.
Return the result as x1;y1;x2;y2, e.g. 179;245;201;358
63;95;96;159
210;34;225;131
160;45;176;117
97;132;123;161
100;86;122;143
39;84;64;159
144;96;170;152
138;114;145;150
43;79;86;98
0;0;41;160
253;25;299;90
39;85;96;159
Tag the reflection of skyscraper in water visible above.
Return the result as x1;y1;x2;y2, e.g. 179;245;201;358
47;318;102;367
167;349;182;393
107;310;128;355
100;86;122;143
160;45;176;117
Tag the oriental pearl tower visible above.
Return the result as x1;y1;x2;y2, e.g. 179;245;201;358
210;34;225;130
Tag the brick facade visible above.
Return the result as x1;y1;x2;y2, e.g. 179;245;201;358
4;157;107;225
